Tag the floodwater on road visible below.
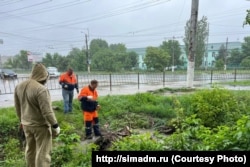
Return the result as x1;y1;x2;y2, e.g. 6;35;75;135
1;77;250;108
0;81;206;108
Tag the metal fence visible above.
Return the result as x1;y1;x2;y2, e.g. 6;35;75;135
1;69;250;95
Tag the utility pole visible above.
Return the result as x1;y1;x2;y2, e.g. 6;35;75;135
224;37;228;71
172;36;175;72
0;39;3;70
85;34;90;73
187;0;199;88
205;23;209;71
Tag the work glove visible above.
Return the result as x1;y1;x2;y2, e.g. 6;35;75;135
53;127;60;136
76;89;79;94
64;84;68;89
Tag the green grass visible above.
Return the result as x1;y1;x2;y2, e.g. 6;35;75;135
1;89;250;166
216;80;250;86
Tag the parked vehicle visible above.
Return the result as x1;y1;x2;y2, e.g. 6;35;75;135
0;69;17;79
47;67;60;78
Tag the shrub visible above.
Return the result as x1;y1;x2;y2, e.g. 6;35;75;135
111;133;165;151
189;88;242;128
164;115;250;151
51;132;80;167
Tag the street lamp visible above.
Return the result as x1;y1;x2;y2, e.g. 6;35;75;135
81;28;90;73
0;39;3;69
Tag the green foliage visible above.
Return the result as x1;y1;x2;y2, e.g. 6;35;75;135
92;49;121;72
164;115;250;151
215;59;224;69
1;89;250;167
3;138;25;167
227;48;243;67
160;40;183;67
244;9;250;26
111;133;165;151
144;46;170;71
242;36;250;60
215;44;227;69
216;44;226;61
184;16;209;67
67;48;87;71
164;115;209;151
42;49;87;72
217;80;250;86
91;41;139;72
190;88;242;128
62;143;98;167
4;50;32;69
51;132;80;167
240;56;250;67
0;107;19;143
90;39;109;56
127;51;139;69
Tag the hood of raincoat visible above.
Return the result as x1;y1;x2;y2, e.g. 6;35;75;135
30;63;49;82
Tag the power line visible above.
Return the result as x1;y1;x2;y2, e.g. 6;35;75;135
0;0;22;7
14;0;171;32
0;0;52;14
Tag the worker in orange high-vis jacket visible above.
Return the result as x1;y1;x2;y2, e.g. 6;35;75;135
78;80;101;139
59;68;79;114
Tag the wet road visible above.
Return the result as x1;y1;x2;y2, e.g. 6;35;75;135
1;72;250;108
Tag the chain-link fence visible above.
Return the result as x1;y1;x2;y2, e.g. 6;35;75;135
1;69;250;95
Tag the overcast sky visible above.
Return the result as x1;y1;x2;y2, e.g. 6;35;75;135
0;0;250;56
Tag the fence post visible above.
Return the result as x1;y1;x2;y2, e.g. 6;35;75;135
163;70;165;87
210;70;213;84
138;72;140;90
109;73;112;91
234;68;237;83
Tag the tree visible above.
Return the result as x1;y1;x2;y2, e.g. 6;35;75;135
4;56;19;68
90;39;109;56
126;51;138;69
215;59;224;69
240;57;250;68
227;48;243;67
92;49;121;71
241;36;250;59
9;50;33;69
184;16;209;68
90;40;139;71
160;40;182;67
244;9;250;26
42;53;69;71
110;43;126;53
144;47;170;71
42;53;53;67
216;44;226;61
67;48;86;71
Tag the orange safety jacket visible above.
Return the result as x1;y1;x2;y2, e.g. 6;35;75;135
59;73;78;91
78;86;98;112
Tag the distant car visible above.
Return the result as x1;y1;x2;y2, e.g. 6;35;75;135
0;69;17;79
47;67;60;78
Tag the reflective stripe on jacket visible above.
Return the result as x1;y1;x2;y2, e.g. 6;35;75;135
78;86;98;112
